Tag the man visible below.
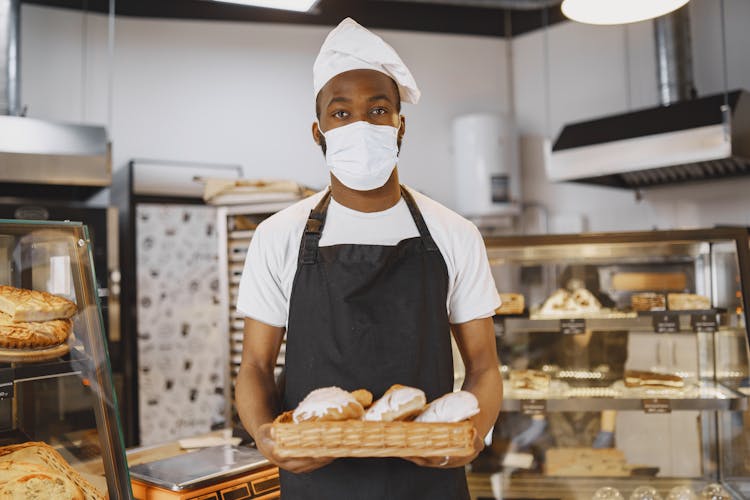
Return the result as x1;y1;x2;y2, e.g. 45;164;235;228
236;18;502;500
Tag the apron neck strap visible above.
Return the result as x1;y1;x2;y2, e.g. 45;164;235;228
300;189;332;265
300;185;438;265
399;185;438;252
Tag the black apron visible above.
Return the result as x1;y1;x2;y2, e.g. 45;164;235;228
280;186;470;500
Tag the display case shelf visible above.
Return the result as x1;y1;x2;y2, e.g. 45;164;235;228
4;347;96;385
495;310;733;334
501;381;746;412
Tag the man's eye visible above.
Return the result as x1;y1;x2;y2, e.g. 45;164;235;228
333;110;349;119
371;107;387;115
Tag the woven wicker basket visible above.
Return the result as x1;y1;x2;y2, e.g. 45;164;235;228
272;419;476;459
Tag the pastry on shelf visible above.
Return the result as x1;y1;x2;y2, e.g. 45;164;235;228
667;293;711;311
0;313;72;349
624;370;684;389
509;369;550;392
631;293;666;312
0;285;77;322
494;293;525;315
0;441;104;499
545;447;631;477
538;288;602;316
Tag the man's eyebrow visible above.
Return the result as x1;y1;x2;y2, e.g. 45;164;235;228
326;96;351;107
368;94;394;103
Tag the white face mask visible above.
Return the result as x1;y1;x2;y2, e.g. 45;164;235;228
321;121;399;191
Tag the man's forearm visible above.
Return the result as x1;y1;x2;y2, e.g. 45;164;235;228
236;362;280;439
462;365;502;438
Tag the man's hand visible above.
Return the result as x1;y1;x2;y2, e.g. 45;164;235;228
255;423;334;474
403;429;484;469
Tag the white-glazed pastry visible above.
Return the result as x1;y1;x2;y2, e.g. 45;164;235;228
292;387;365;423
363;384;426;422
415;391;480;423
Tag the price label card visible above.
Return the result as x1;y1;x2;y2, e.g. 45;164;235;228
0;368;13;400
560;318;586;335
652;313;680;333
520;399;547;416
642;398;671;414
691;313;718;333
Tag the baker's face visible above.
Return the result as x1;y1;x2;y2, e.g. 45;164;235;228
312;69;405;153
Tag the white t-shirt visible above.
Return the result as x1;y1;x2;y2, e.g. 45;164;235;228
237;186;500;328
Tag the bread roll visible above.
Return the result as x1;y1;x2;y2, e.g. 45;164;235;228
363;385;426;422
350;389;373;409
415;391;479;423
292;387;365;423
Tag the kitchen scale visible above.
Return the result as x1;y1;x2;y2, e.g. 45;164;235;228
129;445;280;500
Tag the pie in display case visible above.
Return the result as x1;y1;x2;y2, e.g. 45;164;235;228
0;219;131;499
473;227;750;499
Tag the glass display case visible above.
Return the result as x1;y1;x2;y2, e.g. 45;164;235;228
0;219;131;498
476;227;750;499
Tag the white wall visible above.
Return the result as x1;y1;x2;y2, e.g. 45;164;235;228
512;0;750;231
19;1;750;228
20;5;509;208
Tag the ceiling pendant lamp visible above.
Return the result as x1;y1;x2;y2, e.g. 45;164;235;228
211;0;319;12
561;0;690;25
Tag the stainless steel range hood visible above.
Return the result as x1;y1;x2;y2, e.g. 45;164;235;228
0;0;111;194
547;6;750;189
547;90;750;188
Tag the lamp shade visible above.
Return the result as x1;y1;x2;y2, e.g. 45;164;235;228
211;0;318;12
561;0;690;25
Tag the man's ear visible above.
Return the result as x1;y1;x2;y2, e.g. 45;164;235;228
312;122;323;145
398;115;406;142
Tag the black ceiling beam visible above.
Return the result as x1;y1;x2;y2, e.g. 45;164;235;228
21;0;566;37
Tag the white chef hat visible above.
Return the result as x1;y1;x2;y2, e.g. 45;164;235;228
313;18;421;104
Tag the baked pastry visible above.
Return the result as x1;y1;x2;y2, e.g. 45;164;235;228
0;442;102;499
495;293;525;315
510;369;550;391
546;448;630;477
570;288;602;313
351;389;373;409
0;286;76;323
0;313;72;348
292;387;365;423
0;470;83;500
415;391;479;423
539;289;569;315
668;293;710;311
631;293;666;311
363;385;426;422
539;288;602;316
624;370;684;389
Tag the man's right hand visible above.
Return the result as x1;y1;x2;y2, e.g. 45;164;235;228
255;423;334;474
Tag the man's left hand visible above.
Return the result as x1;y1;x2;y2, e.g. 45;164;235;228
404;429;484;469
